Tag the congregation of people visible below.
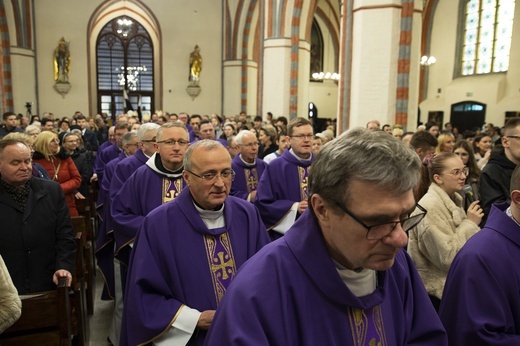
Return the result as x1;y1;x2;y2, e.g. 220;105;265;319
1;107;520;345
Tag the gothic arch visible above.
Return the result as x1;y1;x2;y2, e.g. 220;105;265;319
87;0;161;116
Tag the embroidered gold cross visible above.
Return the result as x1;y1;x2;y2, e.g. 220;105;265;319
211;251;234;280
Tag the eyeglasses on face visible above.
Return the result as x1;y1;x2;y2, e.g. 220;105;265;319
445;167;469;178
291;134;313;140
239;142;259;148
156;139;189;147
186;169;236;182
332;201;427;240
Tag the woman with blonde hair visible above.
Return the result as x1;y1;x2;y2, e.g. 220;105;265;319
435;133;456;153
33;131;81;216
408;152;482;310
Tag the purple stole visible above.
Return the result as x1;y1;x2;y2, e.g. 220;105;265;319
245;168;259;193
203;229;237;303
162;177;183;203
298;166;309;200
348;305;387;345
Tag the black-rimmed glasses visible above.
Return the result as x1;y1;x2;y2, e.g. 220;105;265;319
333;202;427;240
186;169;236;182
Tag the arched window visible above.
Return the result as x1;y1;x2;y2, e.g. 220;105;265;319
310;19;324;82
461;0;515;76
96;16;153;118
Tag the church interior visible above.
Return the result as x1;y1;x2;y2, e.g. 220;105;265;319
0;0;519;344
0;0;518;132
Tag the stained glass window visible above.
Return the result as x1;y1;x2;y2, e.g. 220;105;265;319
461;0;515;75
96;17;154;117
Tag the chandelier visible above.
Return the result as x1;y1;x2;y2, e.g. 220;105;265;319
118;65;147;91
312;72;340;81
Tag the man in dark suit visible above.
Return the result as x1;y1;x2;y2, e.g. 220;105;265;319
76;114;99;152
0;138;75;293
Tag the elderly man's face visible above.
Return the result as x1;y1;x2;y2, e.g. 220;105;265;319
0;143;32;186
314;180;413;271
183;145;233;210
238;132;259;163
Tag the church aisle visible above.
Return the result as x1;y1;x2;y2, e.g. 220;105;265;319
88;268;114;345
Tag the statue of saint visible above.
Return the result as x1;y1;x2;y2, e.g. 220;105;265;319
189;45;202;84
54;37;70;82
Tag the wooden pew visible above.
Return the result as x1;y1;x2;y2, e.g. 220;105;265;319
71;232;89;346
71;217;95;317
0;277;72;345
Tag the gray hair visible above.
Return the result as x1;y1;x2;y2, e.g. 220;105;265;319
136;122;160;141
156;122;188;141
309;127;421;207
121;131;138;146
235;130;255;145
183;139;226;171
25;124;40;134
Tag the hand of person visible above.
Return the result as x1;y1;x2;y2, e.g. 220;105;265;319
297;200;308;214
249;190;257;203
196;310;215;330
90;174;98;183
466;200;484;225
75;192;85;199
53;269;72;287
483;150;491;161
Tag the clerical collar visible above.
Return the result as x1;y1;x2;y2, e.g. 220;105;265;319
289;148;312;162
506;207;520;227
332;259;377;297
239;155;256;166
192;199;225;229
155;153;183;174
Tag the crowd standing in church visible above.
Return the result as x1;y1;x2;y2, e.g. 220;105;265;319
2;108;520;344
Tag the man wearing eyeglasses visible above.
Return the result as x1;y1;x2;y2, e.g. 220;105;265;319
480;117;520;221
255;117;315;238
205;129;448;345
230;130;267;202
112;122;189;285
121;139;269;345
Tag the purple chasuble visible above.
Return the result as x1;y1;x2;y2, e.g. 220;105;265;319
230;155;267;200
204;210;447;345
440;203;520;345
111;153;186;260
203;229;237;303
255;149;313;230
95;151;126;300
120;189;269;346
109;149;148;200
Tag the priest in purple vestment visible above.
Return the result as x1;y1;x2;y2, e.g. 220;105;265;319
230;130;266;202
120;140;270;346
205;128;448;345
108;122;159;201
97;132;139;344
111;122;189;285
255;117;314;237
439;167;520;345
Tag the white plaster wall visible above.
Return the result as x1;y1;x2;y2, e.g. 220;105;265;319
10;48;36;114
350;4;401;127
35;0;103;117
420;0;520;126
262;37;291;118
222;61;243;117
33;0;223;118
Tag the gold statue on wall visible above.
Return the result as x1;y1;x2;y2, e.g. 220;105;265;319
189;45;202;84
54;37;70;82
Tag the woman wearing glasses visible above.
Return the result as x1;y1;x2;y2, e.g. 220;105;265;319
408;152;482;311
